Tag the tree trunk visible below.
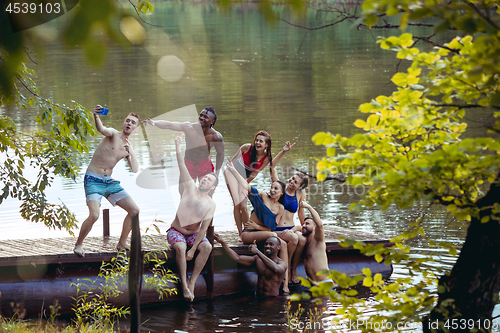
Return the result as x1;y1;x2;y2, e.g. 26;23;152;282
423;180;500;333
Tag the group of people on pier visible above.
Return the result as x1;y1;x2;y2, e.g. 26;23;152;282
73;105;333;301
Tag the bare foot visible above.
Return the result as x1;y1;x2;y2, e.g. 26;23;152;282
282;284;290;294
290;276;300;284
116;243;130;251
183;287;194;302
187;280;196;300
74;245;85;257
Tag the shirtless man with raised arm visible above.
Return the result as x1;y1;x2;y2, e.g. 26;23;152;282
74;105;141;257
168;133;217;301
214;234;287;297
300;201;333;287
145;107;224;194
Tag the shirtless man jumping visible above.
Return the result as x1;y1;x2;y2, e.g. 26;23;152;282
74;105;141;257
300;201;333;287
145;106;224;194
168;133;217;301
214;234;287;297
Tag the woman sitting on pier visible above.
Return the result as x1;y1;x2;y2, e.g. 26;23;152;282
270;142;309;285
224;130;274;235
225;158;291;293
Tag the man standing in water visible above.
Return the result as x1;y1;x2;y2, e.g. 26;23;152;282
74;105;141;257
145;106;224;194
214;234;287;297
168;133;217;301
300;201;333;287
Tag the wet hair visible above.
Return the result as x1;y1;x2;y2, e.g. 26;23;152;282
203;106;217;127
250;130;272;170
304;216;316;225
297;172;309;190
274;180;286;205
268;236;281;246
128;112;141;124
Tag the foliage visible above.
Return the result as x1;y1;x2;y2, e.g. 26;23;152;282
0;62;96;234
286;300;325;332
0;315;118;333
71;249;177;328
289;0;500;331
0;0;153;233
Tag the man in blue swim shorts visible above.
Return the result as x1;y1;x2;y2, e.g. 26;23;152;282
73;105;141;257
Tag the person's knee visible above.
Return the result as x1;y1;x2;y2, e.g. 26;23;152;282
128;206;140;217
298;235;306;246
88;210;100;222
173;242;187;254
290;233;299;246
199;241;212;254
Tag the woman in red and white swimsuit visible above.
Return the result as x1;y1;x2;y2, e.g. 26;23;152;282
224;130;274;235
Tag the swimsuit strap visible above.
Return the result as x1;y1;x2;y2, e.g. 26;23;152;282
241;145;267;171
283;190;298;213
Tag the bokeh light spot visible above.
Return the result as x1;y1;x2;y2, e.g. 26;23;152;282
157;55;185;82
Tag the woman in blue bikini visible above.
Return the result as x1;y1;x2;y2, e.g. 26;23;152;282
225;158;292;293
271;141;310;285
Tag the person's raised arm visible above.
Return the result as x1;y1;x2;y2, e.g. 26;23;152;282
272;141;296;170
297;192;307;225
249;241;287;275
226;158;251;193
300;201;324;242
214;233;256;266
186;204;216;260
93;105;114;137
144;118;189;131
175;133;194;186
213;132;225;178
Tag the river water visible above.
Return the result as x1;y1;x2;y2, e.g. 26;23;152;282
0;1;480;331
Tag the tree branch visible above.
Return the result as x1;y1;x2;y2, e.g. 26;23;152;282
466;1;500;32
128;0;163;28
15;75;71;112
434;103;500;111
290;166;347;182
23;47;38;65
279;16;351;31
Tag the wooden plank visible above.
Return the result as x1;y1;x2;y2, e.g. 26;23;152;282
0;228;392;268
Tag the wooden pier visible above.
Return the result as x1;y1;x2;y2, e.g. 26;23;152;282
0;219;393;318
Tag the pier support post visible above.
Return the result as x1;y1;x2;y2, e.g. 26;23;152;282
129;214;142;332
206;219;215;300
103;209;109;237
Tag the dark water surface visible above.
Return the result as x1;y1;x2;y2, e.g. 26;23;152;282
0;1;480;331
